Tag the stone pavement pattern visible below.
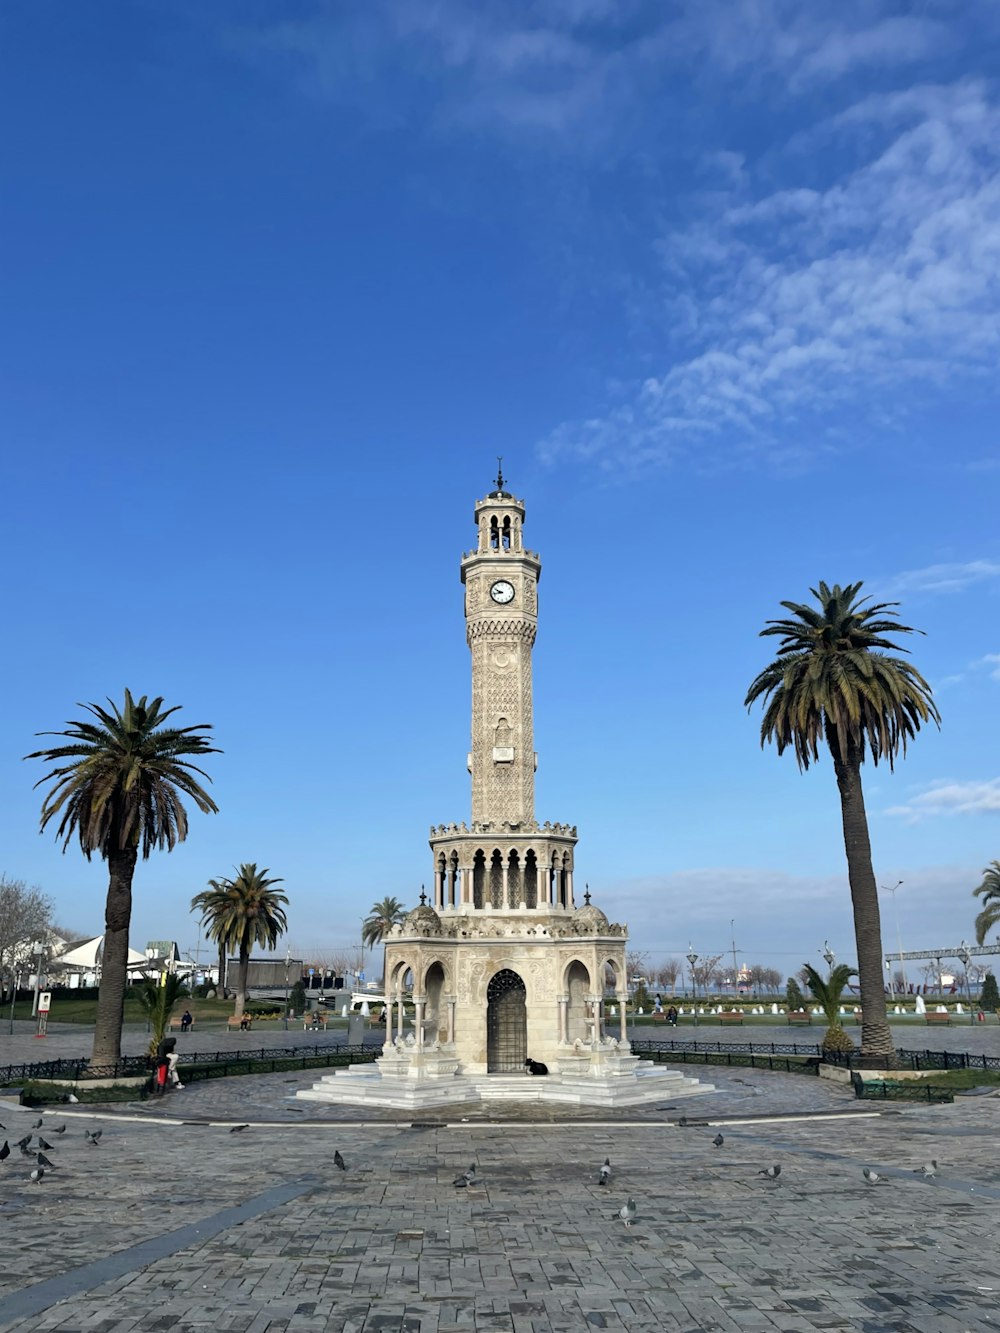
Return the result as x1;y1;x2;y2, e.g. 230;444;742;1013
1;1089;999;1332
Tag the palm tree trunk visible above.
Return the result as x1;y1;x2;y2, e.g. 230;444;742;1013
233;945;250;1020
217;940;227;996
828;733;896;1066
92;846;138;1066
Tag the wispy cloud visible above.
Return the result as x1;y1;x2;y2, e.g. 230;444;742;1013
881;560;1000;596
540;77;1000;471
886;779;1000;822
976;653;1000;682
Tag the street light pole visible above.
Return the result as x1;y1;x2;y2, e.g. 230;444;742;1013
881;880;906;993
821;942;836;979
686;948;699;1028
956;942;976;1026
283;943;290;1032
30;942;45;1017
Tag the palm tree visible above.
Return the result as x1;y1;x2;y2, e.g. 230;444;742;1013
192;865;288;1020
745;582;940;1065
362;896;407;988
138;972;189;1057
803;962;857;1055
973;861;1000;945
28;690;219;1065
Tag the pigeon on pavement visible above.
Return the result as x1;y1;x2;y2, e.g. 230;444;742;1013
20;1145;35;1159
229;1124;249;1134
598;1158;611;1186
758;1165;781;1182
37;1152;56;1169
29;1167;44;1184
38;1137;53;1151
50;1125;66;1135
333;1150;346;1171
85;1130;102;1145
617;1198;637;1228
14;1135;31;1149
863;1168;890;1186
453;1164;477;1187
0;1141;9;1162
712;1134;724;1148
30;1118;43;1130
913;1160;938;1177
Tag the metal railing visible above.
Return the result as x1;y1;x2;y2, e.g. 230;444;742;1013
631;1039;820;1074
0;1042;380;1087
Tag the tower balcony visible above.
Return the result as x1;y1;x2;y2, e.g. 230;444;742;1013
428;819;579;913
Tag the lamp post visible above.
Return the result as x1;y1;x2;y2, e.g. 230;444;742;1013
881;880;906;993
283;943;291;1032
821;941;836;978
956;942;975;1026
30;941;46;1017
686;947;699;1028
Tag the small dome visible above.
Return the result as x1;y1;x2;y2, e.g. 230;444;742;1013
573;903;610;930
403;904;441;934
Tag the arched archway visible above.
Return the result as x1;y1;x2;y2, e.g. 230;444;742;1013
487;968;527;1072
565;960;591;1043
425;961;446;1042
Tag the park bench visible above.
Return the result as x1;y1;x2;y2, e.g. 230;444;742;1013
786;1012;812;1025
925;1011;951;1025
719;1011;744;1025
303;1012;329;1030
227;1015;253;1031
168;1016;194;1032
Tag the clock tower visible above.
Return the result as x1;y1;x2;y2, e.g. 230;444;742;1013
461;465;541;826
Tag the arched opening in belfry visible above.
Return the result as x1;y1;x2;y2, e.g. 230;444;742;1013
489;516;499;550
489;849;504;909
501;516;511;550
524;849;538;908
486;968;527;1072
472;850;486;909
425;962;446;1042
448;851;459;908
566;960;591;1043
507;850;521;907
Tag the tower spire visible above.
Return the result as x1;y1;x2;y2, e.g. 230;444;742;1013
494;456;506;492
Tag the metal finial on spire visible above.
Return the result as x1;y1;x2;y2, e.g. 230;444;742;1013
419;885;427;906
584;885;591;906
495;456;506;492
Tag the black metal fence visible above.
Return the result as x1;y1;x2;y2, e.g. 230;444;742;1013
0;1042;380;1087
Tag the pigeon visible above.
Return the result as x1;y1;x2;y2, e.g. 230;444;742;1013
913;1160;938;1178
333;1150;346;1171
66;1095;79;1104
0;1121;6;1130
85;1130;102;1145
37;1152;55;1169
0;1141;9;1162
712;1134;724;1148
14;1135;31;1150
453;1164;477;1187
598;1158;611;1186
863;1168;890;1186
758;1165;781;1182
50;1125;66;1135
30;1118;43;1130
229;1124;249;1134
38;1137;53;1151
20;1145;35;1159
29;1167;44;1184
617;1197;637;1228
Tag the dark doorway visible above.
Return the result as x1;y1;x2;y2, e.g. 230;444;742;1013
486;968;527;1072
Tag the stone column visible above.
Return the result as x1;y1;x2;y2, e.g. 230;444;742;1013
434;868;444;910
446;995;456;1044
558;994;569;1043
565;870;574;909
396;985;405;1042
618;993;627;1044
414;997;425;1048
501;859;510;909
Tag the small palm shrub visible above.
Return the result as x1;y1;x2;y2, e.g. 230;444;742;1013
803;962;859;1056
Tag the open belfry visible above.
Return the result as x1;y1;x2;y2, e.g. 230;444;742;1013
300;471;709;1107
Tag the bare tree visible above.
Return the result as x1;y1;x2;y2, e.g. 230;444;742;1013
0;876;53;1001
655;959;682;991
690;953;723;996
892;969;907;993
626;951;650;983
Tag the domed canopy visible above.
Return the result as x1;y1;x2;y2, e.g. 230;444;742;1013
573;903;610;931
402;904;442;935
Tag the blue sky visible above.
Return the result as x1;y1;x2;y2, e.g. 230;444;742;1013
2;0;999;982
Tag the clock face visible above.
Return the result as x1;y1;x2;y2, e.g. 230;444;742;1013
490;580;516;605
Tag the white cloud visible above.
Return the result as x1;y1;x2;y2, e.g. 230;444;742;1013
541;78;1000;470
886;779;1000;822
881;560;1000;596
977;654;1000;682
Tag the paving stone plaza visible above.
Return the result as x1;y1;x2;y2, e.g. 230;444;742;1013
1;1024;999;1332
